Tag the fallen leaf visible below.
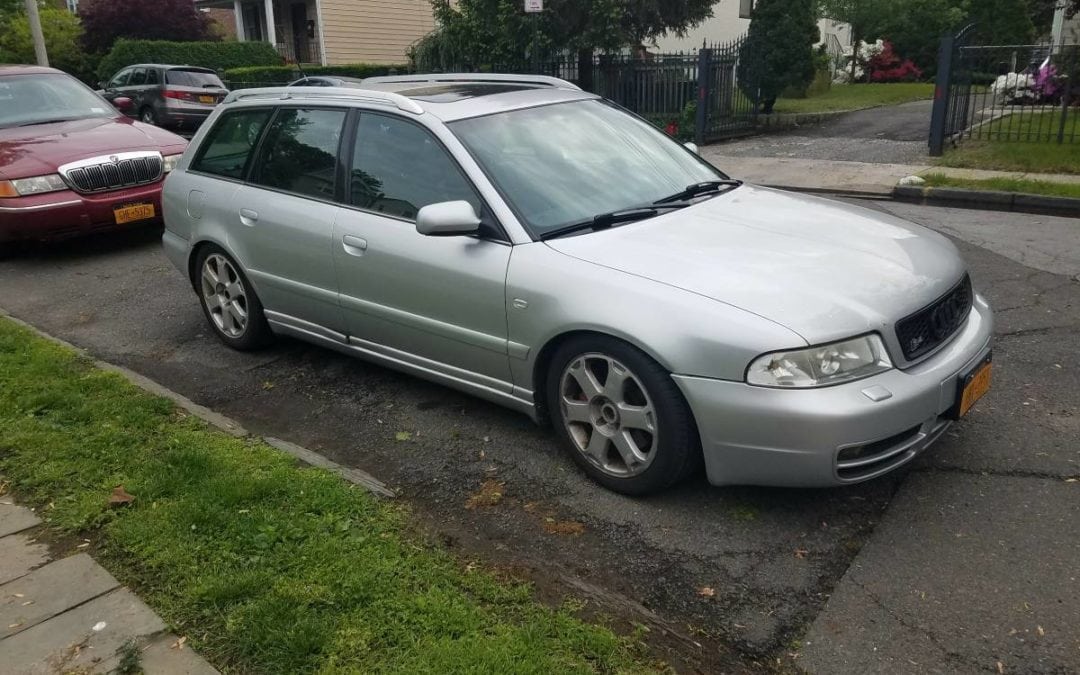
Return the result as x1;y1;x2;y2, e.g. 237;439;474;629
171;636;188;650
12;593;24;598
465;479;505;510
109;485;135;507
542;520;586;536
698;586;716;598
21;601;33;606
794;548;809;559
464;562;478;573
8;623;22;629
479;449;485;459
1037;625;1045;636
92;622;107;632
76;543;90;549
997;660;1005;674
394;431;412;442
261;381;274;390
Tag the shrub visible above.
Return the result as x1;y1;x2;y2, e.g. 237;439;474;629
97;39;282;81
224;64;409;88
866;40;922;83
737;0;819;113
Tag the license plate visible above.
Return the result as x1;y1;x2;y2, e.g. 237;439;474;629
199;95;216;104
956;354;992;418
114;203;155;225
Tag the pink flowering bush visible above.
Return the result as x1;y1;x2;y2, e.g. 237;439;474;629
866;41;922;83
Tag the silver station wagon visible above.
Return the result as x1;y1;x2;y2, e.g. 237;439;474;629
162;74;993;495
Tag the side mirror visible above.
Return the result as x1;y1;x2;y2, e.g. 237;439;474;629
684;142;699;155
112;96;134;112
416;200;481;237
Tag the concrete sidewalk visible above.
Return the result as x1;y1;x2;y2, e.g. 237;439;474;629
0;499;217;674
700;151;1080;198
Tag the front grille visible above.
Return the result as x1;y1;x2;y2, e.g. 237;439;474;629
59;152;163;194
896;274;973;361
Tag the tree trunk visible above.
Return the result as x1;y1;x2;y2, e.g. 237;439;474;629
850;27;859;82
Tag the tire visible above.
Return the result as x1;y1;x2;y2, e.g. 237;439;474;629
546;335;701;495
194;245;273;351
139;107;157;125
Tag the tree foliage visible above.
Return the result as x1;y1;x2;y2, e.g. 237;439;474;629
412;0;714;71
867;0;966;76
0;5;93;81
79;0;216;54
739;0;819;113
963;0;1036;45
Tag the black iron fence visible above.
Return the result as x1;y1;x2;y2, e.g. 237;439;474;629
930;25;1080;154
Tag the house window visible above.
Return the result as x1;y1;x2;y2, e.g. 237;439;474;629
242;3;264;41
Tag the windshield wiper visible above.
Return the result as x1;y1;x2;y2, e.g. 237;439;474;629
16;118;79;127
654;179;742;204
540;204;690;241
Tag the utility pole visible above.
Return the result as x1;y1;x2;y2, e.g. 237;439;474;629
24;0;49;67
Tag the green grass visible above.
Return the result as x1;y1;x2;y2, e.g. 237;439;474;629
772;82;935;114
921;173;1080;199
0;318;655;674
938;138;1080;175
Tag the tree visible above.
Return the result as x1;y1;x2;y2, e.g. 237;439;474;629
412;0;715;71
963;0;1036;45
869;0;966;75
78;0;215;54
818;0;881;80
0;6;92;80
739;0;818;113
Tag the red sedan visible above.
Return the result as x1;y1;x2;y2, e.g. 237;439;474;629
0;65;188;252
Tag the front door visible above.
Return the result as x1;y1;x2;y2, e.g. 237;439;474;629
332;111;513;390
290;3;309;62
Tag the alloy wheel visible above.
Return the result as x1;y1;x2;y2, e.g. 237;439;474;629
200;254;248;338
559;353;658;478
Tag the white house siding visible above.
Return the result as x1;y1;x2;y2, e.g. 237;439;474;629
651;1;851;52
320;0;435;64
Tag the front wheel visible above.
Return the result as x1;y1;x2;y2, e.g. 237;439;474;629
546;336;701;495
195;246;273;350
139;107;157;125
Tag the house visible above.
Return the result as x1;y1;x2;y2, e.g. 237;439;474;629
651;0;851;55
193;0;435;65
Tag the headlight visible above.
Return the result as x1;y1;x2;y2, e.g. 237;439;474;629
746;334;893;388
2;174;68;197
162;154;183;173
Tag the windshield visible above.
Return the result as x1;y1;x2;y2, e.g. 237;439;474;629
166;69;225;88
449;99;725;236
0;73;117;129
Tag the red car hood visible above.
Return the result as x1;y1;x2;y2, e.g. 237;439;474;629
0;116;187;179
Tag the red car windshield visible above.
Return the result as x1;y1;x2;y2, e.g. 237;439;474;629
0;73;116;129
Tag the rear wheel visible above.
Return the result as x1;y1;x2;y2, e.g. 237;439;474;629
546;335;701;495
139;107;157;125
194;246;273;350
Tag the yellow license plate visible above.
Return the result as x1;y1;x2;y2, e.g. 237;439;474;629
199;95;215;104
958;361;992;417
114;203;155;225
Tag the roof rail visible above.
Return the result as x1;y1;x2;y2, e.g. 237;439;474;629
361;73;582;91
222;86;424;114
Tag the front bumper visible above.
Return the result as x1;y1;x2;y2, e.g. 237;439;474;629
0;183;163;244
674;294;994;487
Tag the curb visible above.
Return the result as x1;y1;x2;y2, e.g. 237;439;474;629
0;309;395;499
892;185;1080;217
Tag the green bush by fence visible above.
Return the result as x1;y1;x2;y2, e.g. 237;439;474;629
224;63;409;88
97;39;283;81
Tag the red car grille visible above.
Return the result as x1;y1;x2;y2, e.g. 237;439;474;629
60;153;164;194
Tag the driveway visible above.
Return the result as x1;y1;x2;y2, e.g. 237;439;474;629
716;100;934;165
0;200;1077;673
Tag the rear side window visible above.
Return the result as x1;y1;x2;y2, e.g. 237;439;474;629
145;69;160;86
191;108;272;179
250;108;346;200
349;113;481;220
166;69;225;89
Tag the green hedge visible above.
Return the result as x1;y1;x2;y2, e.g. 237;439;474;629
97;39;283;81
224;63;409;89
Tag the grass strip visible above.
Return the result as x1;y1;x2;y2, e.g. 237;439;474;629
773;83;935;114
0;318;654;674
920;173;1080;200
936;140;1080;175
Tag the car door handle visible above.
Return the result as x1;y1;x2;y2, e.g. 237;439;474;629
239;208;258;226
342;235;368;256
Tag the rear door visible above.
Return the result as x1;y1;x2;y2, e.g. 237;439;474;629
228;106;348;334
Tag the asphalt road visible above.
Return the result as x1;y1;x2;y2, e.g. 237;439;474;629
716;100;934;165
0;199;1077;673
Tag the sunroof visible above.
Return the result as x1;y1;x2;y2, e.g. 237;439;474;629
396;83;538;103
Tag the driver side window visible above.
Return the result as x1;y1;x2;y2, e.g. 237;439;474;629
109;69;131;88
349;113;481;221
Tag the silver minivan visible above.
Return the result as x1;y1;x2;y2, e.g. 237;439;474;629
162;75;993;495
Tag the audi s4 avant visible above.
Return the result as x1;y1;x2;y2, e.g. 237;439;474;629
161;74;993;495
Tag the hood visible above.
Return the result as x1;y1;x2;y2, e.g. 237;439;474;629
0;117;187;178
545;185;967;344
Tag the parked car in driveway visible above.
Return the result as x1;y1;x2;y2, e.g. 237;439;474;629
161;74;993;495
99;64;228;130
287;75;365;88
0;65;187;250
